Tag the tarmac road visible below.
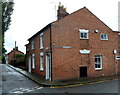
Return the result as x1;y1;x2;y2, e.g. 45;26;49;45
2;64;41;94
1;64;119;95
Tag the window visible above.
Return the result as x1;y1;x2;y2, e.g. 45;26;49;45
100;34;108;40
40;33;43;49
116;56;120;60
95;55;102;70
79;29;89;39
40;52;44;71
118;33;120;40
31;40;35;50
32;54;35;69
26;45;29;51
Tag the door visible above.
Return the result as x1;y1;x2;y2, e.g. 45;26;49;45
6;55;8;64
28;56;31;73
80;67;87;78
46;53;51;81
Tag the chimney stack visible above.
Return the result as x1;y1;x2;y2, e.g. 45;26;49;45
13;41;18;51
15;47;18;51
13;47;18;51
57;2;69;20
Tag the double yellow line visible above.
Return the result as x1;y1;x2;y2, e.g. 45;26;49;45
50;79;118;88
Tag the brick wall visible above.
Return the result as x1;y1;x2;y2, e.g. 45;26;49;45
51;7;119;80
7;49;24;65
26;7;119;81
26;27;51;78
118;34;120;74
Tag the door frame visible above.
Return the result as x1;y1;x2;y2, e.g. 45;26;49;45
80;66;87;78
46;53;51;81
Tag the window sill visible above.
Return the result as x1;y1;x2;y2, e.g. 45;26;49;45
80;38;89;40
40;69;44;71
40;47;43;50
101;39;108;40
95;68;102;71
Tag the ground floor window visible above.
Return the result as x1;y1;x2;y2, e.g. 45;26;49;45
40;52;44;71
95;55;102;70
116;56;120;60
32;54;35;69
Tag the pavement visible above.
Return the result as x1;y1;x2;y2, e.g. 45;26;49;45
7;64;119;88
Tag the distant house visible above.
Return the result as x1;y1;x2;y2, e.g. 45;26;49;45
6;47;25;67
25;4;119;81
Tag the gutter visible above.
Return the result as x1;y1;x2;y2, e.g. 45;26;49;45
113;31;120;32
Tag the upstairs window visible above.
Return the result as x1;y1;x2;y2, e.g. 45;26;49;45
26;45;29;51
79;29;89;39
31;40;35;50
95;55;102;70
40;33;43;49
118;33;120;40
100;34;108;40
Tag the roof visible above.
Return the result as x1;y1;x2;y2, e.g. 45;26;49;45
25;43;29;46
28;23;52;41
7;49;24;55
28;7;113;41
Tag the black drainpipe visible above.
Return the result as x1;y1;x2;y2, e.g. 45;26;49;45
50;24;52;81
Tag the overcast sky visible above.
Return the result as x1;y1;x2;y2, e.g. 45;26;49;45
5;0;119;53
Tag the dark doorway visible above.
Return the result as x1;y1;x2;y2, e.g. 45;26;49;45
80;67;87;77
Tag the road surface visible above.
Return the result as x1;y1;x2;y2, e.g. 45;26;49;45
1;64;119;94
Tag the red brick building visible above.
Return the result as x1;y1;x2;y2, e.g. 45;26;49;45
26;5;119;81
6;47;24;66
118;33;120;73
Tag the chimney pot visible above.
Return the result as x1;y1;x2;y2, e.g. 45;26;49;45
64;8;67;11
59;2;61;7
15;47;18;51
57;4;69;20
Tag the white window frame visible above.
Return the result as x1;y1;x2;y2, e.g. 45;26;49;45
40;33;43;49
40;52;44;71
95;55;102;70
79;29;89;39
32;54;35;69
116;56;120;60
31;40;35;50
100;34;108;40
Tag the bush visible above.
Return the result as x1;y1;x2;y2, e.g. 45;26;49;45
14;54;25;67
15;54;25;58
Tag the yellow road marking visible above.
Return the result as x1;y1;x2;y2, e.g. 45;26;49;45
50;79;118;88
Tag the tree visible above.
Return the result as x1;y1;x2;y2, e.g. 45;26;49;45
0;0;14;64
15;54;25;58
0;1;2;63
15;54;25;67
